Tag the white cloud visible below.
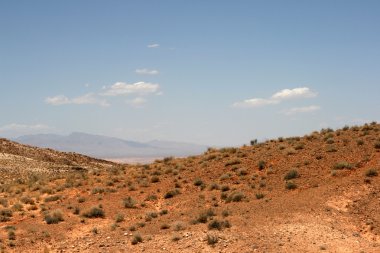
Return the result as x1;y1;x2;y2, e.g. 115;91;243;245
135;68;159;75
233;98;279;108
128;97;147;107
101;82;160;96
282;105;321;115
147;43;159;48
0;123;54;138
45;93;109;107
45;95;70;105
233;87;317;109
271;87;317;100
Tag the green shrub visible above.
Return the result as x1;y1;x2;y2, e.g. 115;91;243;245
284;170;299;180
20;196;35;205
160;223;170;230
285;181;297;190
123;196;137;208
115;213;124;223
226;192;245;203
333;162;353;170
206;234;218;245
82;207;105;218
150;176;160;183
365;168;378;177
194;178;204;186
164;189;180;199
258;160;266;170
44;210;64;224
357;139;364;146
225;159;241;167
44;195;61;202
131;233;143;245
255;193;264;199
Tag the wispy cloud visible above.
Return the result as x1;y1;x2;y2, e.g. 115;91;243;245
127;97;147;108
101;82;160;96
233;98;279;108
282;105;321;115
233;87;317;108
147;43;159;48
45;93;110;107
271;87;317;100
135;68;159;75
46;81;161;107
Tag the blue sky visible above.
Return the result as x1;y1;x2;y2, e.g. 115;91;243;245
1;0;379;146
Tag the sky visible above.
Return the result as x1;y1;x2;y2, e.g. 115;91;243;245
1;0;380;146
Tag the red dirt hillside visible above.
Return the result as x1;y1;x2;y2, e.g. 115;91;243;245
0;123;379;252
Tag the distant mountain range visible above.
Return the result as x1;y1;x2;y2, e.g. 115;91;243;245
14;132;208;160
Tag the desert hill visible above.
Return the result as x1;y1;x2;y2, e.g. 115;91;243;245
0;123;379;252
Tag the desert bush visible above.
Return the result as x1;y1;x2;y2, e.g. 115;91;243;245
219;173;230;180
8;230;16;240
150;176;160;183
206;233;219;245
0;209;13;221
222;210;230;217
375;142;380;149
225;159;241;167
44;209;64;224
194;178;204;186
285;181;297;190
20;196;35;205
333;162;353;170
131;233;143;245
160;223;170;229
357;139;364;146
326;146;337;152
115;213;124;223
255;193;265;199
238;169;248;176
250;139;258;145
226;192;245;203
77;196;86;203
284;169;299;180
12;203;23;211
164;189;180;199
258;160;266;170
365;168;378;177
221;185;230;192
294;143;305;150
91;187;105;194
208;219;231;231
0;198;8;207
209;182;220;191
44;195;61;202
82;207;105;218
123;196;137;208
173;221;186;231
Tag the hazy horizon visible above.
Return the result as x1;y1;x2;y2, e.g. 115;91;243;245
1;0;379;146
